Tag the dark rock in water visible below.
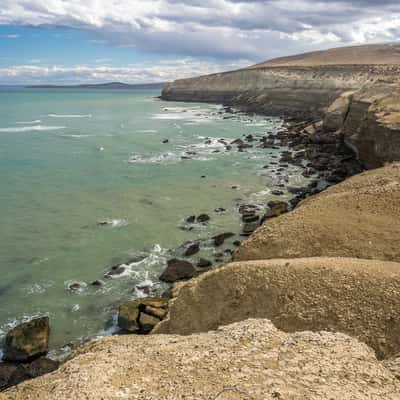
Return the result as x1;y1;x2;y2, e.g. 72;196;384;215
3;317;50;362
179;225;194;232
197;214;210;223
201;175;206;178
264;201;289;219
162;139;169;144
104;265;126;278
159;259;197;283
225;145;232;151
288;186;304;194
238;204;258;215
245;134;255;142
242;214;259;223
231;185;238;189
90;280;104;287
118;297;168;334
214;207;226;213
271;190;284;196
183;242;200;257
186;215;196;223
0;357;59;391
197;258;212;268
181;156;191;160
213;232;235;247
231;138;244;146
67;282;82;292
241;222;259;236
233;240;241;247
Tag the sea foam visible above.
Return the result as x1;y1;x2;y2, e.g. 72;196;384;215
0;125;66;133
48;114;92;118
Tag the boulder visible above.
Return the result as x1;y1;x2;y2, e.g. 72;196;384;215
4;319;400;399
264;201;288;219
138;313;160;334
154;257;400;359
3;318;50;362
241;222;259;236
118;299;141;332
196;214;210;223
197;259;212;268
159;259;197;283
0;357;59;391
183;242;200;257
212;233;235;247
118;298;168;334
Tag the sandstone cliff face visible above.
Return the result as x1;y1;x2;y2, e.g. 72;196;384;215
155;257;400;359
162;59;400;168
342;85;400;168
2;319;399;400
162;65;398;118
235;163;400;262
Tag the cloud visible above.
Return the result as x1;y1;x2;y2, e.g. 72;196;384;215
0;34;20;39
0;59;249;84
0;0;399;61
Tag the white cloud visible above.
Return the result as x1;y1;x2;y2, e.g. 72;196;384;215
0;59;250;84
0;1;399;60
0;34;20;39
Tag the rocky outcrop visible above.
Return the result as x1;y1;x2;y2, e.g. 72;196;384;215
0;358;59;392
342;85;400;168
235;163;400;262
155;257;400;359
2;319;400;399
118;297;168;334
3;318;50;363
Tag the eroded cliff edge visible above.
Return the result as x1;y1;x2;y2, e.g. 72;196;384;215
162;46;400;169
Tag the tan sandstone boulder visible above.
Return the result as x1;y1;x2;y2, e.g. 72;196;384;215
2;319;400;399
235;163;400;262
154;257;400;359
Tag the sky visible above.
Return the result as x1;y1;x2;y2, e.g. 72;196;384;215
0;0;400;84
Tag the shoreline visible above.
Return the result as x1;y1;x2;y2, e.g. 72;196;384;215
0;98;365;391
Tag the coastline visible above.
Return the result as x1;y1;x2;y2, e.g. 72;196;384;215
2;57;400;396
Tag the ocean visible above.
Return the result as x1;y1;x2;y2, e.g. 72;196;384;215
0;87;307;356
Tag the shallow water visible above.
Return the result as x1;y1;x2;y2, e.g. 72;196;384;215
0;87;308;354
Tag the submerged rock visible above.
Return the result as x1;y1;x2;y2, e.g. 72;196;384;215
197;258;212;268
183;242;200;257
159;259;197;283
3;317;50;363
212;232;235;247
196;214;210;223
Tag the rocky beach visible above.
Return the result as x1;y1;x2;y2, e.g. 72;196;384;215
2;43;400;398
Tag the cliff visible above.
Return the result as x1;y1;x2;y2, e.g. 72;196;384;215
2;319;399;399
162;44;400;168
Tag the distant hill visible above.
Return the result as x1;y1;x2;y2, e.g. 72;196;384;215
248;43;400;68
26;82;166;90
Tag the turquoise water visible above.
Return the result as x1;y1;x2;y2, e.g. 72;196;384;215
0;88;306;354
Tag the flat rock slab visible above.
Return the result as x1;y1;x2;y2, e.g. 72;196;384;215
2;319;399;399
